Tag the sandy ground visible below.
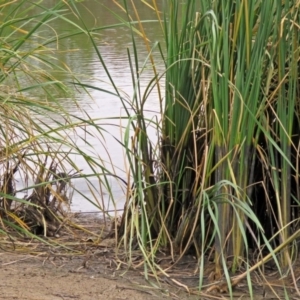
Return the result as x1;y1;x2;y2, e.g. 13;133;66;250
0;213;298;300
0;214;192;300
1;250;298;300
0;249;204;300
0;252;163;300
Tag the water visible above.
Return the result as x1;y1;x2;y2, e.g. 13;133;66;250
13;1;166;213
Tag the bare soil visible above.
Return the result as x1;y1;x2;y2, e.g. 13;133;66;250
0;213;191;300
0;213;299;300
0;252;168;300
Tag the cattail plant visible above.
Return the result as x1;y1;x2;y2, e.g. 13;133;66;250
66;0;300;296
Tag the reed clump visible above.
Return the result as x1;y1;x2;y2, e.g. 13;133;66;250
0;1;85;238
0;155;76;236
1;0;300;297
91;0;300;296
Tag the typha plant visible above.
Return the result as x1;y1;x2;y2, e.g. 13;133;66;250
63;0;300;296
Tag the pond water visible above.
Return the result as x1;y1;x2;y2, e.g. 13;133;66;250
16;1;166;213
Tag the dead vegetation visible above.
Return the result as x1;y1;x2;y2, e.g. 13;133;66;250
0;153;80;237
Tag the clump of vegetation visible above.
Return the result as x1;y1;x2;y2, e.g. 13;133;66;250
1;0;300;298
0;0;86;238
0;153;77;236
82;0;300;297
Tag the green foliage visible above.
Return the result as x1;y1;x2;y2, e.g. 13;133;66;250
0;0;106;237
92;0;300;296
2;0;299;298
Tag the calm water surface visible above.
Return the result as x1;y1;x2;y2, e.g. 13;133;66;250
19;1;165;213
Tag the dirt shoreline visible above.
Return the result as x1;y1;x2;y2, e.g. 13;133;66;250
0;252;165;300
0;212;297;300
0;213;189;300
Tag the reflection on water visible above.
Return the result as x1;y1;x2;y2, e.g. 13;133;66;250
16;1;165;212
